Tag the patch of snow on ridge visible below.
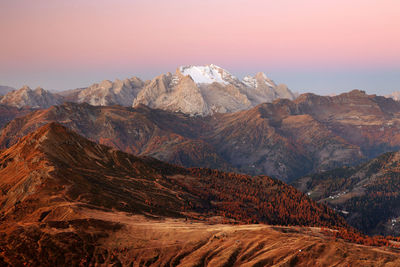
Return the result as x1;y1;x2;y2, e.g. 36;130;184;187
242;76;257;88
179;64;230;85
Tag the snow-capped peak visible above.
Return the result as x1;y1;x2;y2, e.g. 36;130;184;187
179;64;237;85
242;72;275;88
242;76;258;88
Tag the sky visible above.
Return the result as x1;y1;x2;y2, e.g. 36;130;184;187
0;0;399;95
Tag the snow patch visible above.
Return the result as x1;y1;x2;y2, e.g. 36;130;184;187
179;64;230;85
243;76;257;88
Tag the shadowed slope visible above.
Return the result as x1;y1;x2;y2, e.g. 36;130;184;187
0;123;399;266
0;122;346;227
2;90;400;182
293;151;400;236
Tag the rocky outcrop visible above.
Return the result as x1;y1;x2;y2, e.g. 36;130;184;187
61;77;145;106
10;65;295;114
0;86;60;108
133;64;296;115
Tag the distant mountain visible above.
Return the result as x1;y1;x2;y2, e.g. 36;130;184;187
133;64;295;115
0;86;61;108
293;151;400;236
4;65;294;113
0;103;232;171
0;123;353;265
3;90;400;182
53;64;296;115
61;77;145;106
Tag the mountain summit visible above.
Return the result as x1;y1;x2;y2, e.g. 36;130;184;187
133;64;296;115
0;86;60;108
1;65;295;115
179;64;237;85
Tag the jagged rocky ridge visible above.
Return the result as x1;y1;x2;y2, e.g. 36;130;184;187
0;86;61;108
132;64;295;115
2;90;400;182
2;65;295;115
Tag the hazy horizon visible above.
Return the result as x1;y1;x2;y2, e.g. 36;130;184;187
1;0;399;95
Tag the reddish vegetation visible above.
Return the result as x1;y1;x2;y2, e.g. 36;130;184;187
0;122;346;228
321;228;400;248
0;123;399;265
2;218;400;266
178;168;346;227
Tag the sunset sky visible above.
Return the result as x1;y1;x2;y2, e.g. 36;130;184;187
1;0;399;94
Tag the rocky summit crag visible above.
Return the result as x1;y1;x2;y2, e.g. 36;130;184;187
2;65;295;115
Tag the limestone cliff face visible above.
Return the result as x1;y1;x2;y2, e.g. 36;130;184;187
242;72;295;105
133;64;296;116
133;72;209;115
0;86;60;108
9;65;295;114
74;77;145;106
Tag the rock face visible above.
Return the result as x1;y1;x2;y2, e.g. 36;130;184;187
7;65;294;114
63;77;145;106
133;64;296;115
3;90;400;182
0;86;60;108
293;151;400;236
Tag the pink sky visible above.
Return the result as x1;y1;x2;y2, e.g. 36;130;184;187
0;0;399;93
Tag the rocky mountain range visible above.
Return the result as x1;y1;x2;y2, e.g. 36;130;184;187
0;65;296;115
2;75;400;264
132;64;295;115
0;123;364;266
0;86;61;108
63;77;145;106
2;90;400;182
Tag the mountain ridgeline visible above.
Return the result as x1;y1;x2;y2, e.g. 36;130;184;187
0;65;295;115
0;123;359;265
2;69;400;264
1;90;400;182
